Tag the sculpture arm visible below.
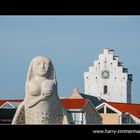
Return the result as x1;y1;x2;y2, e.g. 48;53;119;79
28;93;51;108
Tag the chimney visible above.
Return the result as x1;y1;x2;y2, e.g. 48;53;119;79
69;88;82;99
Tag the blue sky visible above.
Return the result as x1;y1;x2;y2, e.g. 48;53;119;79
0;16;140;103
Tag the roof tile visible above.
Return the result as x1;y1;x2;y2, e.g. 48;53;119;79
61;98;89;109
107;102;140;119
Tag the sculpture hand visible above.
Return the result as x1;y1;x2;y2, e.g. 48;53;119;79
42;91;52;97
39;93;45;100
28;94;47;108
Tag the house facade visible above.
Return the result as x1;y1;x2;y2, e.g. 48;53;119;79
96;102;140;124
61;98;102;124
0;100;22;124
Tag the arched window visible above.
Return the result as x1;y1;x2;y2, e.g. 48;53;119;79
104;85;108;94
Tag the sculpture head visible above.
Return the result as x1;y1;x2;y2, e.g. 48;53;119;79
32;57;49;77
26;56;56;82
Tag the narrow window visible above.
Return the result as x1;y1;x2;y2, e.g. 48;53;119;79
104;85;108;94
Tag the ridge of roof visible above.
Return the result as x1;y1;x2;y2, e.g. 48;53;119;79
107;102;140;105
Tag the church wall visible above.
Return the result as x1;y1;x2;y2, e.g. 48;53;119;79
84;48;132;103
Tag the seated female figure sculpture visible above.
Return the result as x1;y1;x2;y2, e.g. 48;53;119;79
12;56;70;124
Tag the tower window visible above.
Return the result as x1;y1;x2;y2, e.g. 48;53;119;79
104;85;108;94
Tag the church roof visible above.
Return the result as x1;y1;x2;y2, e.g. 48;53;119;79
61;98;89;109
107;102;140;119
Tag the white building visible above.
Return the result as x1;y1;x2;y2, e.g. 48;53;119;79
84;48;133;103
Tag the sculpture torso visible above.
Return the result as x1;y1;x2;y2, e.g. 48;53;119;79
25;77;63;124
28;79;55;97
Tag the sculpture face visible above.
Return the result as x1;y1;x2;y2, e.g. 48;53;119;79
32;58;49;77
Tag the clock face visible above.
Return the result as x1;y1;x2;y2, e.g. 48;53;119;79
102;70;110;79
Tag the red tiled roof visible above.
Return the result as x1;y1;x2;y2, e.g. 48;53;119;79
0;100;23;106
0;99;89;109
107;102;140;119
61;99;89;109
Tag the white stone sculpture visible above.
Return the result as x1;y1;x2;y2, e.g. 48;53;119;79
12;56;70;124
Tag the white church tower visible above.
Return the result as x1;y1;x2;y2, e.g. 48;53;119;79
84;48;133;103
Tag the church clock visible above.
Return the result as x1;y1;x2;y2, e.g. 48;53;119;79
102;70;110;79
